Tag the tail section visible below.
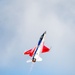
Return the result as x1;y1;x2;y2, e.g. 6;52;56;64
36;56;42;62
26;56;42;63
26;59;32;63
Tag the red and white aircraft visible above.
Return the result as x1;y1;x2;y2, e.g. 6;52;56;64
24;31;50;63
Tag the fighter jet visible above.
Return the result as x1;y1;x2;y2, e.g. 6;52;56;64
24;31;50;63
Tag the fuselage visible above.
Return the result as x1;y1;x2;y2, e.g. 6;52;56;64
32;31;46;62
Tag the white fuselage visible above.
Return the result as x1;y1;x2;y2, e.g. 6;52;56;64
32;32;46;62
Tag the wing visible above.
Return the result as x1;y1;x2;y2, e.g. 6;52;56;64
41;45;50;53
24;47;36;57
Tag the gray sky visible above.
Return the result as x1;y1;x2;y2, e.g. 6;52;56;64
0;0;75;75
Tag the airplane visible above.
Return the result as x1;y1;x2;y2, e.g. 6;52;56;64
24;31;50;63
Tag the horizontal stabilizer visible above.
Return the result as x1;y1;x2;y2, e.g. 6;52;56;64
26;59;32;63
36;56;42;62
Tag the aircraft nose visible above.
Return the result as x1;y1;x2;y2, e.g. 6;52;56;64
44;31;46;34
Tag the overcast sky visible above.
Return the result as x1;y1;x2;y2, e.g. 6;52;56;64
0;0;75;75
